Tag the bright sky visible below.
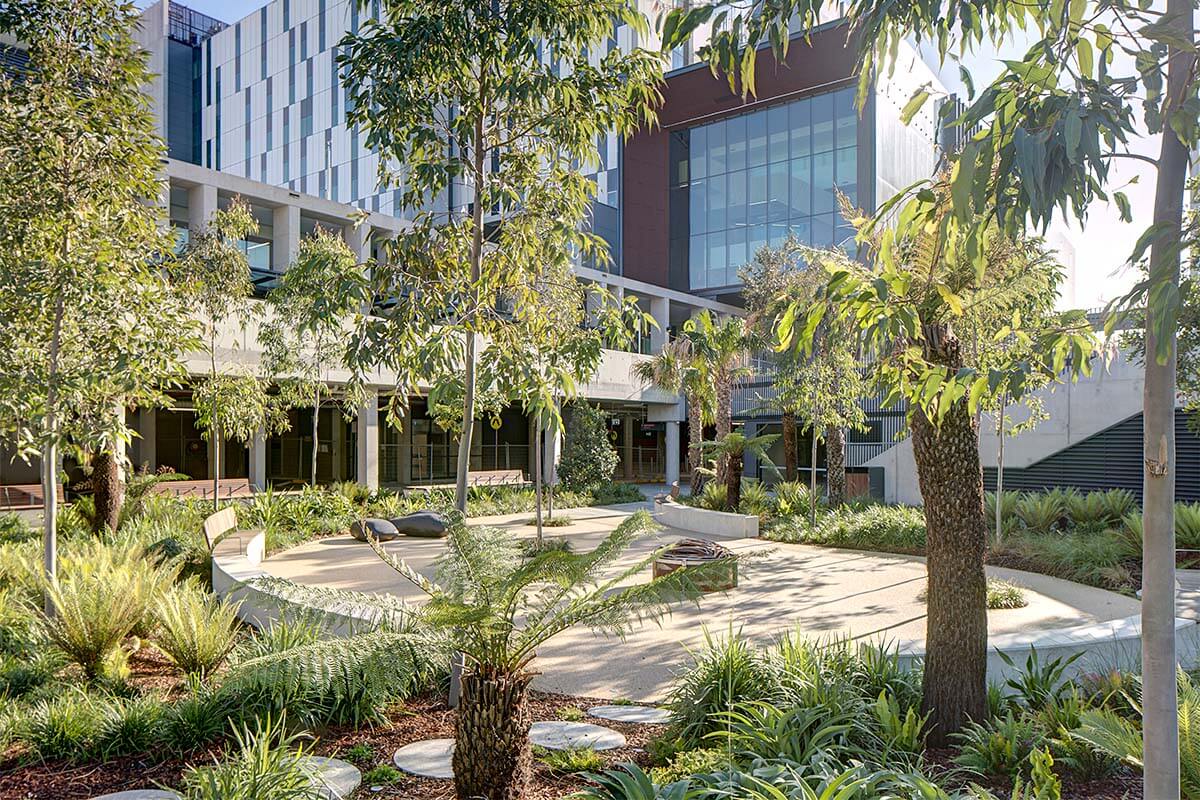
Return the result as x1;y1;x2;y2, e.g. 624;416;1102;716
148;0;1158;310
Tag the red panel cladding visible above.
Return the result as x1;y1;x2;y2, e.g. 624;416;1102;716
622;23;859;289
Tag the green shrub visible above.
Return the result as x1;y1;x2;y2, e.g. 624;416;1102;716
96;693;167;758
738;479;772;519
804;505;926;552
342;743;375;762
1002;531;1129;590
666;631;781;745
1099;489;1137;523
709;701;858;765
40;570;148;681
154;581;241;679
1016;492;1066;533
871;691;930;758
0;513;34;544
773;480;811;518
162;679;230;754
536;745;605;774
987;579;1029;610
361;764;402;785
240;615;325;661
952;712;1046;777
1000;648;1083;710
588;482;645;505
556;705;585;721
18;690;106;762
647;747;731;784
180;715;323;800
0;649;61;698
1064;491;1112;529
557;402;619;491
696;482;727;511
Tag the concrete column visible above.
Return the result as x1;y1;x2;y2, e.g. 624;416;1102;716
623;415;635;480
136;407;157;473
665;420;680;487
743;421;758;480
356;391;380;490
344;221;372;264
188;183;217;230
272;204;301;272
650;296;670;353
249;426;268;490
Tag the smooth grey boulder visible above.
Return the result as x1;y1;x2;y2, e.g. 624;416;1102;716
350;517;400;543
390;511;448;538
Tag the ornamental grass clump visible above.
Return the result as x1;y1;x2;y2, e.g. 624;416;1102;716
154;580;241;679
364;510;726;800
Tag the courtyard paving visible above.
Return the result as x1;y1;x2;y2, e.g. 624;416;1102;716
262;502;1142;701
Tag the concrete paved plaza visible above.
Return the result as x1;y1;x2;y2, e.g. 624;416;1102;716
262;503;1141;701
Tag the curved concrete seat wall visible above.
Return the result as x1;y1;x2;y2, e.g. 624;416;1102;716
211;531;389;637
893;614;1200;684
653;499;759;538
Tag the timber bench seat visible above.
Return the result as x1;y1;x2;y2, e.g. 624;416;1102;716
203;506;263;559
0;483;63;509
151;478;255;501
406;470;529;493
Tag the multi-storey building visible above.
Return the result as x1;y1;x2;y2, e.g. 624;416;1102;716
1;0;967;501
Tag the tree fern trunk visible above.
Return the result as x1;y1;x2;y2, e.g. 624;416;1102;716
91;449;123;535
725;450;743;511
715;374;732;484
910;323;987;746
687;393;704;496
453;666;533;800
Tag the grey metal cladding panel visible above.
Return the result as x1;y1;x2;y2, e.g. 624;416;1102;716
983;409;1200;502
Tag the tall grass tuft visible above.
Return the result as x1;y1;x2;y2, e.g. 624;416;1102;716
180;715;323;800
154;580;242;679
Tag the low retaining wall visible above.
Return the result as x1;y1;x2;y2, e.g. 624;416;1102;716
653;499;758;538
894;613;1200;684
211;532;387;636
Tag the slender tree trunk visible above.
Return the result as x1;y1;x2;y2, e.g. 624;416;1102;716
41;441;58;615
826;425;845;508
910;324;987;746
534;424;543;547
809;428;818;527
782;410;797;482
311;389;320;486
453;666;534;800
91;449;123;535
1142;4;1192;792
687;392;704;495
726;449;743;511
995;396;1006;548
212;418;221;512
455;108;487;516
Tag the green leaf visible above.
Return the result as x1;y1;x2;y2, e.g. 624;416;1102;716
1076;38;1094;78
900;86;932;125
935;284;965;316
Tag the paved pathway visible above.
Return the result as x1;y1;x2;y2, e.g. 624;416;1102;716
263;503;1141;701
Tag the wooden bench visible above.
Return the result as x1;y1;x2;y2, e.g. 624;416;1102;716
152;478;255;501
467;470;528;487
203;506;263;559
0;483;64;509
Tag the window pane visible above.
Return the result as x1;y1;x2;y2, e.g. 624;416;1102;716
727;170;747;229
790;156;812;217
811;92;834;153
813;151;836;214
835;219;857;251
768;104;789;163
835;87;857;150
747;165;767;225
768;222;789;248
707;231;726;288
835;146;857;207
726;227;747;284
707;175;726;231
768;160;789;223
747;110;767;168
789;218;812;247
812;214;834;247
725;114;746;173
789;100;811;158
707;121;726;175
689;178;707;233
690;125;707;180
690;235;706;289
748;224;768;261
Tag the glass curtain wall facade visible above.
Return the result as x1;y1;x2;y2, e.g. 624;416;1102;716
669;86;859;292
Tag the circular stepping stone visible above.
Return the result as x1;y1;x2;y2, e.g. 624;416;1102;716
91;793;180;800
587;705;672;725
307;756;362;798
530;720;626;751
394;738;455;779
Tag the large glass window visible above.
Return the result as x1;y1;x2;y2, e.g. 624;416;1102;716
670;86;859;291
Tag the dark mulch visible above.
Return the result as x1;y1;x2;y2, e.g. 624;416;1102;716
923;747;1143;800
0;691;659;800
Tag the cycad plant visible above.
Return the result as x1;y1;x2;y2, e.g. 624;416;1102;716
365;510;726;800
154;580;241;679
699;432;779;513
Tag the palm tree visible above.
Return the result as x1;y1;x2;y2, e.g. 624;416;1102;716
365;511;726;800
633;337;714;494
680;312;752;486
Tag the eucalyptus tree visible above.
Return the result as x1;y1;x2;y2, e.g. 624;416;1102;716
670;0;1198;778
779;188;1096;743
339;0;665;514
172;201;288;507
261;227;370;487
0;0;197;602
